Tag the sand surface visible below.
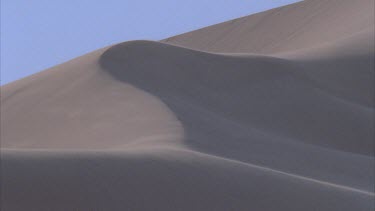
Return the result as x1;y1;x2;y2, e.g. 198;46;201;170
1;0;374;210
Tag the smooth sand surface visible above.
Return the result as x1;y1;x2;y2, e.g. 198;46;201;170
1;0;374;210
164;0;374;55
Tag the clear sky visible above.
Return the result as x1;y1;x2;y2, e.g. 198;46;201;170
1;0;301;85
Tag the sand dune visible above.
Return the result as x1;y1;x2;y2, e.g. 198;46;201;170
1;0;374;210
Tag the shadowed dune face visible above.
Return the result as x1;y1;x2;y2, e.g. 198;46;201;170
100;40;374;156
99;41;374;198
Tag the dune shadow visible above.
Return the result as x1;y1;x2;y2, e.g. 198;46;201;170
99;40;374;192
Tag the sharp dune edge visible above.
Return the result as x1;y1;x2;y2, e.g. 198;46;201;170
1;0;374;210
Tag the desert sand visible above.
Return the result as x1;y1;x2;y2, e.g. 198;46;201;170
1;0;374;210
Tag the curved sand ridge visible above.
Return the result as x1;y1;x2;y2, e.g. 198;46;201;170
100;40;373;156
1;48;184;150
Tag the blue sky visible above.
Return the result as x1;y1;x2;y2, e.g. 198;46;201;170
1;0;301;85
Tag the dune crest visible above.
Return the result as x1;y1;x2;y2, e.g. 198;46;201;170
1;48;184;150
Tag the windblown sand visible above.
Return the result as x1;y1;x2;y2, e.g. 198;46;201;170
1;0;374;210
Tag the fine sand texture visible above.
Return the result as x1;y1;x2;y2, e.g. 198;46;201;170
1;0;374;210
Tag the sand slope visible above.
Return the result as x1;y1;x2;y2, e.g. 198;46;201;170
163;0;374;55
1;0;374;210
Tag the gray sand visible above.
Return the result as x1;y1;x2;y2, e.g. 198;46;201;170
1;0;374;210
